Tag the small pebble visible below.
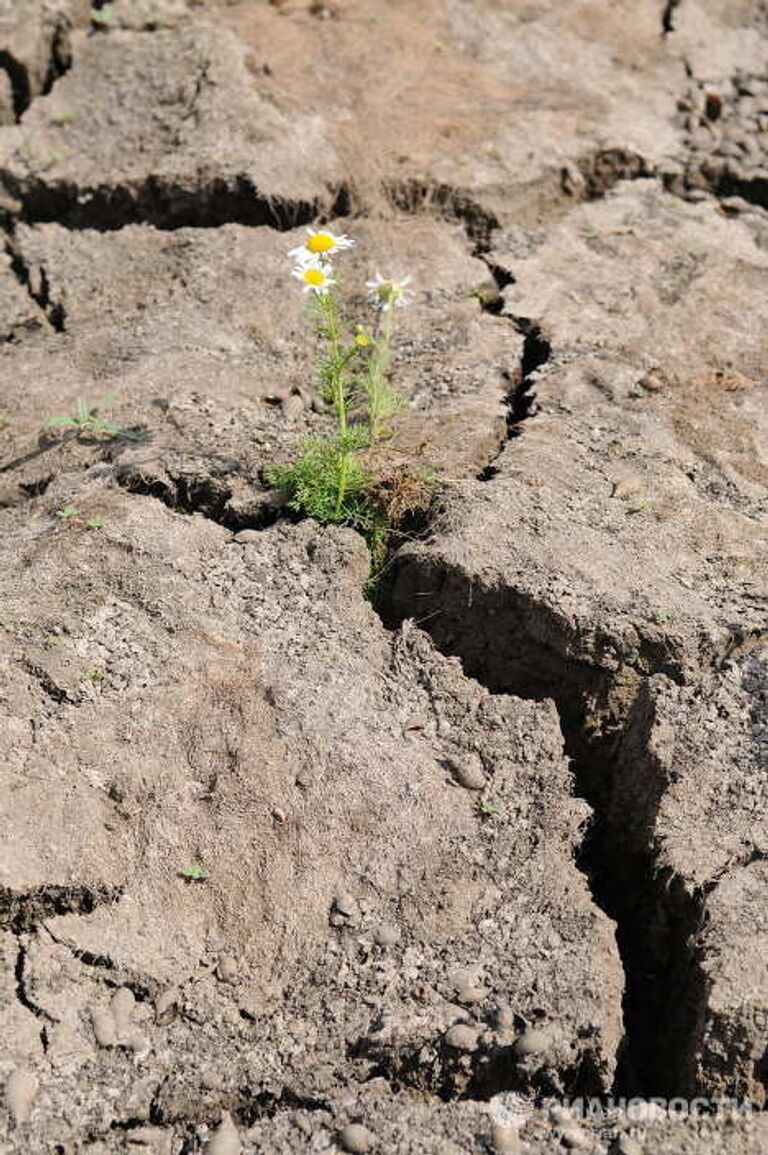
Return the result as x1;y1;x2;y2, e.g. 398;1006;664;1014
446;753;486;791
154;988;178;1020
490;1122;520;1154
444;1023;480;1051
616;1137;642;1155
233;529;260;544
611;476;642;500
295;769;313;789
374;924;399;947
450;967;485;1004
111;987;135;1034
513;1027;552;1057
495;1004;515;1029
208;1111;241;1155
339;1123;376;1153
457;981;485;1004
124;1029;151;1059
559;1123;591;1149
91;1006;118;1048
217;955;239;983
333;893;357;918
5;1070;38;1125
281;393;305;421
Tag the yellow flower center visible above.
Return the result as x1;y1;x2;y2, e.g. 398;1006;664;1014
306;233;335;254
303;267;327;286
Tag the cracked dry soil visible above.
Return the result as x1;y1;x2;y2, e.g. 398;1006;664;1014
1;1;767;1153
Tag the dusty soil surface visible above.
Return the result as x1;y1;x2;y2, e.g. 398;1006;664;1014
0;1;767;1152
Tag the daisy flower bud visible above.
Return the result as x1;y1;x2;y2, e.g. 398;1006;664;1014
289;228;356;262
366;273;413;312
292;259;336;296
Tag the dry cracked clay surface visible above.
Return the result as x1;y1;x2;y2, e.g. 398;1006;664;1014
0;1;767;1152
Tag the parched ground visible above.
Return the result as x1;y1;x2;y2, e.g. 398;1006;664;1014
0;1;767;1153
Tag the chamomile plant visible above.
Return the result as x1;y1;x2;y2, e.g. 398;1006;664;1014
269;230;428;565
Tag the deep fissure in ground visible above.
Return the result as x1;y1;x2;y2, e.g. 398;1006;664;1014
378;565;709;1101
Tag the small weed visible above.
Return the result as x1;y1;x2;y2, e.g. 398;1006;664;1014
470;284;501;309
55;504;80;521
51;109;76;126
625;500;647;515
55;506;105;530
180;862;209;882
44;397;136;440
79;668;103;682
476;799;501;818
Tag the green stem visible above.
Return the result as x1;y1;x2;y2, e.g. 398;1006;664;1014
319;291;351;517
335;450;349;519
320;291;347;433
367;304;396;444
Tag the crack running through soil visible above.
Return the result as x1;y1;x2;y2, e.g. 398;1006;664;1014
376;550;709;1102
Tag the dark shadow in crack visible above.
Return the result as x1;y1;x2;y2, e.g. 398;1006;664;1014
0;883;123;933
3;174;351;232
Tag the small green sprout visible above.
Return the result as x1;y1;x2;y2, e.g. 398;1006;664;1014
470;284;501;309
476;799;501;818
180;862;210;882
79;668;103;682
56;504;80;521
625;501;647;515
51;109;76;126
44;397;134;439
55;506;105;530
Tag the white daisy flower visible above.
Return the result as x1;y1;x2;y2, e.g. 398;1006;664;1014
366;272;413;312
291;259;336;296
289;228;356;261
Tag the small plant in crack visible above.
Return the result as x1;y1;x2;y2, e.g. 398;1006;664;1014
475;798;501;819
44;397;139;441
180;862;209;883
268;228;426;568
55;506;104;531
